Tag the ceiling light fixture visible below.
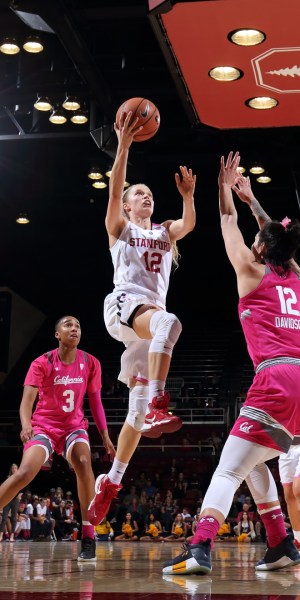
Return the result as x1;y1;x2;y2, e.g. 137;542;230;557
249;164;265;175
209;66;242;82
23;36;44;53
105;169;112;178
246;97;278;110
124;181;130;188
237;166;246;174
34;96;53;111
88;168;103;180
62;96;81;111
0;37;20;55
49;108;67;125
92;181;107;189
229;28;266;46
70;110;88;124
257;174;271;184
16;213;30;224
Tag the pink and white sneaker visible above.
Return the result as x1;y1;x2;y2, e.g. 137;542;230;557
87;474;122;526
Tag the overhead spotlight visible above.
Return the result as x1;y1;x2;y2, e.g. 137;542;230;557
34;96;53;111
246;97;278;110
237;166;246;174
257;174;271;184
88;168;103;180
229;28;266;46
49;108;67;124
23;36;44;53
249;164;265;175
62;96;80;111
209;66;242;82
71;110;88;124
0;37;20;55
16;213;30;224
105;168;112;178
124;181;130;188
92;181;107;189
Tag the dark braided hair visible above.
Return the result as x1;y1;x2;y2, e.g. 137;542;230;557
259;219;300;273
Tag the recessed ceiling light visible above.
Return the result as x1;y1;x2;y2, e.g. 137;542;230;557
246;97;278;110
257;174;271;183
209;66;242;82
49;109;67;124
0;37;20;55
34;96;53;111
124;181;130;188
105;169;112;178
249;164;265;174
237;166;246;174
229;28;266;46
92;181;107;189
16;213;30;224
23;36;44;53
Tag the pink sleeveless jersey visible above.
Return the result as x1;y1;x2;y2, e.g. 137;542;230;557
24;348;101;431
238;265;300;370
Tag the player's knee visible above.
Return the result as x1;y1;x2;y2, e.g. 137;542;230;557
126;385;149;431
149;311;182;355
126;410;146;431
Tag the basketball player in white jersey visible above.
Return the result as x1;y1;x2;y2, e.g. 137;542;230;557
88;108;196;526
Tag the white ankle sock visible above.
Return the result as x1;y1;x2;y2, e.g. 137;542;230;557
108;458;128;485
149;380;165;401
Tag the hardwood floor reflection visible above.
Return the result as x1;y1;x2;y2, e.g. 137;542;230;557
0;539;300;598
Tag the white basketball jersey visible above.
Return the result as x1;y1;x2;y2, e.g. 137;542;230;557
110;221;172;308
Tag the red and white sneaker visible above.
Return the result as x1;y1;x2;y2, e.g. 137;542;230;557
87;474;122;526
141;392;182;438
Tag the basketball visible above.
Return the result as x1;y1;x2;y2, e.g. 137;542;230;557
116;97;160;142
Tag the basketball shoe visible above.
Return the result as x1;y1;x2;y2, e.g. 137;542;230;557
141;392;182;438
162;540;212;575
77;537;96;562
87;474;122;526
255;535;300;571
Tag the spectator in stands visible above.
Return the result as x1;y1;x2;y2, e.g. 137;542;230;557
173;481;186;502
162;151;300;575
227;493;243;526
87;113;196;531
134;471;147;492
37;497;56;539
28;496;52;540
15;499;31;540
0;464;20;542
140;512;163;541
91;448;100;464
216;518;232;541
152;491;163;517
94;517;114;541
123;485;140;512
115;512;139;541
159;505;172;535
52;499;71;540
142;479;157;500
0;316;115;562
187;473;201;491
163;513;187;542
236;511;256;543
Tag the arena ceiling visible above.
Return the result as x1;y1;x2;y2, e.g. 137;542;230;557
1;0;300;333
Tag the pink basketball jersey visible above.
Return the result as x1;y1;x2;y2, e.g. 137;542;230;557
239;265;300;370
24;348;101;430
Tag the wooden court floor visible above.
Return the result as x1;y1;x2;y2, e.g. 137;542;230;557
0;539;300;599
